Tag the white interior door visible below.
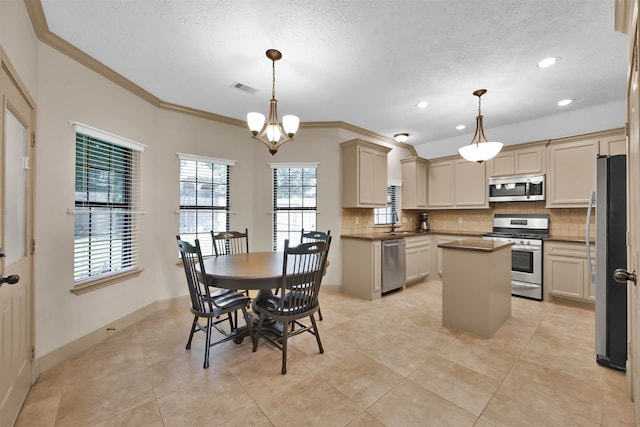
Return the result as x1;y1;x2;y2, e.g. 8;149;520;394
0;60;35;426
627;18;640;418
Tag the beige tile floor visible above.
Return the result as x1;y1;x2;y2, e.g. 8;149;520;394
15;281;636;427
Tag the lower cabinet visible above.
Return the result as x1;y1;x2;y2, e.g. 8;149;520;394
434;234;469;279
341;238;381;300
544;241;595;303
405;235;430;284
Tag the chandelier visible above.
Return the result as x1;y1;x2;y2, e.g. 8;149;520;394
247;49;299;155
457;89;503;163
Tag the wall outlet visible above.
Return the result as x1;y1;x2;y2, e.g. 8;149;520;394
458;217;463;224
355;216;360;225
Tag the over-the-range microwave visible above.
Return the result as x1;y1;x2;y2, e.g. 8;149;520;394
488;174;545;202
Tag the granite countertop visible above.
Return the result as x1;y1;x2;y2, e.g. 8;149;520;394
545;236;594;243
340;230;484;241
437;239;514;252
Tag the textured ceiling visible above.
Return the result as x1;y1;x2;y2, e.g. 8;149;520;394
40;0;628;155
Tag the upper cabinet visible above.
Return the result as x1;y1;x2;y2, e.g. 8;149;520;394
546;129;624;208
401;156;428;209
427;157;488;209
487;143;545;177
341;139;391;208
599;133;627;156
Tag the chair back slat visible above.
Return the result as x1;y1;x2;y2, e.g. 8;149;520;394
278;237;331;316
301;229;331;244
212;228;249;256
177;236;218;312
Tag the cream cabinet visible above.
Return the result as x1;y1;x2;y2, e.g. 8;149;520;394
599;133;626;156
427;160;454;208
341;238;382;300
405;235;430;283
434;234;469;278
427;158;487;209
544;241;595;303
487;144;545;177
546;137;598;208
401;157;428;209
454;159;488;208
546;130;625;208
341;139;391;208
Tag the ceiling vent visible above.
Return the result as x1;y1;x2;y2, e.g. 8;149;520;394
232;81;258;94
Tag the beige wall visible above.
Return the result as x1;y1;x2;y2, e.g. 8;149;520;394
1;1;416;360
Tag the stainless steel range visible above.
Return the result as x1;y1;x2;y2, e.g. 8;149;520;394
482;214;549;301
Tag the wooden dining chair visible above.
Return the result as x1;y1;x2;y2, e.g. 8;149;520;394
176;236;253;369
212;228;250;297
299;229;331;320
212;228;249;257
252;236;332;374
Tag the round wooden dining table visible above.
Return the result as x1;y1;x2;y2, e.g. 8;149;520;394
200;251;285;292
199;251;288;343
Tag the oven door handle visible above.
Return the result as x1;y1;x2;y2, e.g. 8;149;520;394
511;245;541;252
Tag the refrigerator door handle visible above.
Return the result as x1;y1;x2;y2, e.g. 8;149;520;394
586;190;596;284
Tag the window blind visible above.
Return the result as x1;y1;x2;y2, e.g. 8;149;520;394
271;163;318;251
178;154;232;256
74;132;141;284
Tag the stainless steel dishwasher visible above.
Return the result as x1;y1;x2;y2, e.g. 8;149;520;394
381;239;406;293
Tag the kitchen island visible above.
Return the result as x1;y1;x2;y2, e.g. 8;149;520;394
438;239;513;338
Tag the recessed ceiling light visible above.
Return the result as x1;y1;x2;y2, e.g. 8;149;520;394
456;125;466;130
557;99;573;106
416;101;429;109
537;57;560;68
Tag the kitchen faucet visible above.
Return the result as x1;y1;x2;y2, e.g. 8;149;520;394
391;210;399;232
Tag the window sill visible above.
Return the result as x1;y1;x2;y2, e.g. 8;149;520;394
70;268;143;295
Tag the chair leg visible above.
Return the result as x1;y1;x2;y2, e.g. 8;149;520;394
310;314;324;354
252;313;266;352
281;320;289;375
203;318;212;369
318;306;323;321
186;316;198;350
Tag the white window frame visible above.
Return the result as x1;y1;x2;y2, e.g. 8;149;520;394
72;122;146;294
271;162;319;251
178;153;236;256
374;179;402;225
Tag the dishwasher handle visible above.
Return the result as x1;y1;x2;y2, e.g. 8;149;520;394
383;239;406;248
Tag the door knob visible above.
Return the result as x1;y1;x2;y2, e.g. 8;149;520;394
0;275;19;287
614;269;637;284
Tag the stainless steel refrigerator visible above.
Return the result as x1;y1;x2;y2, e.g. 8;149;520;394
587;154;627;371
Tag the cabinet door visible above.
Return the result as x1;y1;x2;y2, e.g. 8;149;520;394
358;147;377;205
514;146;544;175
547;255;584;299
489;151;515;177
600;134;626;156
406;246;421;282
428;161;454;208
454;159;487;207
416;161;427;207
546;138;598;207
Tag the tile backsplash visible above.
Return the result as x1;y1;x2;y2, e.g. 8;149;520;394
342;201;595;240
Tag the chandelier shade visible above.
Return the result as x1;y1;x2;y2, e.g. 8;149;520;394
247;49;299;155
458;89;503;164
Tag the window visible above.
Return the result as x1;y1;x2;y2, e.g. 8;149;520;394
178;154;235;256
73;122;144;285
374;183;401;225
271;163;318;251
